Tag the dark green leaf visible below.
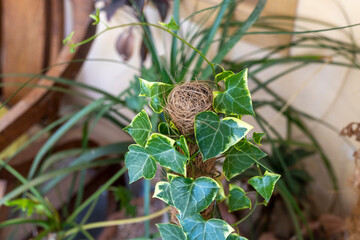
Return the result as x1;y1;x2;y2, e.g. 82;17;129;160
180;214;233;240
125;145;157;183
139;78;173;113
159;16;180;30
195;111;253;160
146;133;187;175
213;69;255;116
223;141;267;180
157;223;186;240
228;184;251;212
158;122;177;136
153;181;173;206
170;176;219;219
248;171;281;203
252;132;266;145
123;110;152;147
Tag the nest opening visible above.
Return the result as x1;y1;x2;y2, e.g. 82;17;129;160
166;82;213;135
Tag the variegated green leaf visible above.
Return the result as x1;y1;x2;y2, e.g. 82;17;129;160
213;69;255;116
176;136;190;158
170;176;219;219
215;70;234;83
158;122;177;136
123;110;152;147
194;111;253;160
125;145;157;183
248;171;281;203
223;141;267;180
139;78;173;113
180;214;234;240
157;223;186;240
146;133;187;175
226;233;249;240
252;132;266;145
228;184;251;212
215;180;226;202
153;181;173;206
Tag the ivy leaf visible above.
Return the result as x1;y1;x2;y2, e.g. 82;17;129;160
175;136;190;158
223;141;267;180
5;198;49;217
226;233;249;240
248;171;281;203
123;110;152;147
157;223;186;240
63;31;74;45
213;69;255;116
215;180;226;202
253;132;266;145
146;133;187;175
180;214;234;240
89;8;100;25
228;184;251;212
125;145;157;184
153;181;173;206
194;111;253;161
215;70;234;83
139;78;173;113
158;122;177;136
159;16;180;30
170;176;219;219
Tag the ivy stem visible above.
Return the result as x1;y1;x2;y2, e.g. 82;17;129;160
63;206;170;237
231;198;258;227
71;23;216;77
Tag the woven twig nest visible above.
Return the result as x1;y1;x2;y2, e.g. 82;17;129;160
166;82;213;135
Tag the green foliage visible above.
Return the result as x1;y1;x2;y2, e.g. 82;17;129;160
228;184;251;212
226;233;249;240
153;181;173;206
194;111;253;160
89;9;100;25
5;197;50;218
215;70;234;83
213;69;255;116
157;223;186;240
139;79;173;113
123;110;152;147
223;140;267;180
169;176;219;219
125;145;157;183
159;16;180;30
248;171;281;203
146;133;187;175
109;186;136;217
180;214;234;240
252;132;266;145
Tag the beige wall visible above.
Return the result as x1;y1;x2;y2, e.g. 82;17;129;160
75;0;360;216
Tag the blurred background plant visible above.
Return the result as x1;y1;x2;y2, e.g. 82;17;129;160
0;0;360;239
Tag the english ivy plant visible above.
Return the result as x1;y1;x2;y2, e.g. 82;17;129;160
65;13;282;240
122;38;281;239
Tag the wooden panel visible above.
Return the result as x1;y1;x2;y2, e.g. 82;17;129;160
1;0;46;104
0;0;96;151
181;0;298;55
